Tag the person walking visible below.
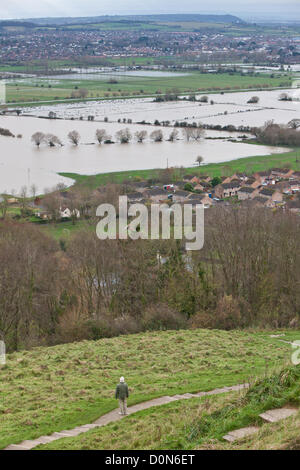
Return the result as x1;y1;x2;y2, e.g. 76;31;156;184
115;376;129;415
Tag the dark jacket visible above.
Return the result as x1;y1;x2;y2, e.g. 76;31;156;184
115;382;129;400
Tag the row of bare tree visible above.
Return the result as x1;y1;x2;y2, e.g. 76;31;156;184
1;204;299;352
253;121;300;147
31;127;205;147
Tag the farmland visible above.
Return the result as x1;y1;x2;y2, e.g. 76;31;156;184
4;72;292;105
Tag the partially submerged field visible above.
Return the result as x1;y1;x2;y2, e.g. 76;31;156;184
6;71;290;105
0;328;297;449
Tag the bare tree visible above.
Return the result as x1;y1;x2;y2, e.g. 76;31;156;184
96;129;109;144
19;186;28;214
135;130;147;143
192;127;205;141
115;128;132;144
42;193;61;223
279;92;292;102
78;88;89;99
288;119;300;129
196;156;204;166
199;95;209;103
68;130;80;146
182;128;193;142
0;193;8;219
31;132;45;147
182;127;205;142
45;134;62;147
247;96;260;104
30;184;38;199
150;129;164;142
169;129;179;142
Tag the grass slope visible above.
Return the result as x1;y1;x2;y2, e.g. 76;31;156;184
0;329;295;449
39;362;300;450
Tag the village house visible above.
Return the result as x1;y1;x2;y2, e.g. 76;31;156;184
172;190;192;203
290;171;300;180
259;188;283;205
244;176;261;189
60;207;80;219
199;175;212;184
145;188;168;203
215;181;241;199
194;181;211;191
222;173;243;185
270;168;294;179
290;180;300;193
254;171;270;185
237;187;258;200
183;175;199;184
126;192;146;203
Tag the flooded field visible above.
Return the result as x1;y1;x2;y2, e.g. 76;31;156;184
23;88;300;127
45;70;190;80
0;115;286;195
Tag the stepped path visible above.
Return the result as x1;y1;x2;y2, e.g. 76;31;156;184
4;384;249;451
4;333;298;451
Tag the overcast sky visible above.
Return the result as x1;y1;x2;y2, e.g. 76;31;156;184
0;0;298;20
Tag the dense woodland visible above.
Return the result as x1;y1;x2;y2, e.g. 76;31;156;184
0;205;299;352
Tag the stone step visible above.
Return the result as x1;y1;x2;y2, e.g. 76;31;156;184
55;429;84;437
165;396;178;402
35;435;58;444
50;431;80;439
223;426;259;442
259;408;298;423
18;440;42;450
173;394;191;400
5;444;30;450
79;423;100;430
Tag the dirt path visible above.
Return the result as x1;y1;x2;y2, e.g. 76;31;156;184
4;383;249;450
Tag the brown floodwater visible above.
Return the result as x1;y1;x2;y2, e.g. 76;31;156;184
0;115;287;195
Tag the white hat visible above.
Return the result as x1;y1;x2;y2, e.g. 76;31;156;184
120;376;125;383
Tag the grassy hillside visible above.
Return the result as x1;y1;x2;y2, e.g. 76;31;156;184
38;364;300;450
0;328;297;449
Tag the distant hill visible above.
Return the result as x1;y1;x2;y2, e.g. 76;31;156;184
0;20;36;28
12;14;246;27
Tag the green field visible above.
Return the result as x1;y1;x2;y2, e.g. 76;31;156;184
5;71;292;105
59;148;300;190
40;219;95;240
0;328;296;449
39;363;300;450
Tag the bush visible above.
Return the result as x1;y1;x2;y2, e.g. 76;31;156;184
141;304;187;331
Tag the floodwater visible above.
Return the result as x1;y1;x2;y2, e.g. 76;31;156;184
23;88;300;128
45;70;190;80
0;115;286;195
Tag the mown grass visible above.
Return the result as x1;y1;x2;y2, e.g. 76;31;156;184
0;329;294;449
59;148;300;190
39;362;300;450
